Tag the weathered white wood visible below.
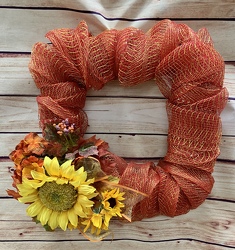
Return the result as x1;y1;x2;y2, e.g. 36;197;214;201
1;2;235;249
1;0;235;18
0;199;234;247
0;96;169;133
2;160;234;201
1;133;235;161
0;133;166;158
0;9;234;60
0;96;234;135
0;57;234;97
211;161;235;200
0;240;230;250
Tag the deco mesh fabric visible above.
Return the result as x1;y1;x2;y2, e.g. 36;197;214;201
29;19;228;220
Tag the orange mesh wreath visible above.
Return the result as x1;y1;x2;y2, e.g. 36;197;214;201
29;19;228;221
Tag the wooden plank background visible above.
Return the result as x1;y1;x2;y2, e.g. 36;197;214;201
0;1;235;249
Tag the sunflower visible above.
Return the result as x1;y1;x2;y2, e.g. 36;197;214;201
17;156;97;231
81;188;125;235
101;188;125;227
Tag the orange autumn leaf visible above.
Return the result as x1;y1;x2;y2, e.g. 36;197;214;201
9;149;25;165
24;132;49;155
6;189;21;200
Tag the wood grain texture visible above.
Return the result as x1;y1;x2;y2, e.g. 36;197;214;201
1;133;235;161
0;57;234;97
0;96;234;135
0;198;234;247
1;0;235;19
0;9;234;60
1;2;235;249
0;241;234;250
0;197;234;243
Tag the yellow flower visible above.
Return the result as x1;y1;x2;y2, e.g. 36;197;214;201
81;188;125;235
91;213;103;228
82;212;108;236
101;188;125;227
17;156;97;231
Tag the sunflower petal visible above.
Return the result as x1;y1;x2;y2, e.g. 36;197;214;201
91;214;102;229
103;212;112;227
67;208;78;227
43;156;52;172
55;178;68;185
37;207;52;225
58;211;68;231
78;185;96;195
18;193;38;203
48;211;59;230
82;219;91;233
44;157;60;177
26;200;44;217
74;167;87;182
73;201;87;217
61;160;74;179
17;182;36;196
27;179;46;189
78;195;94;208
30;170;45;180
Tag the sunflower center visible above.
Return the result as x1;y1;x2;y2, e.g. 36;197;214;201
38;181;77;211
108;198;116;208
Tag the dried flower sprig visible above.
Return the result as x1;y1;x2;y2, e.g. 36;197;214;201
53;118;75;135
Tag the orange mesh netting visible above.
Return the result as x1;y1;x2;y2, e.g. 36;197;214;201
29;19;228;221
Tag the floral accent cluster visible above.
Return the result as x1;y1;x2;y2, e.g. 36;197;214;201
7;120;130;241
